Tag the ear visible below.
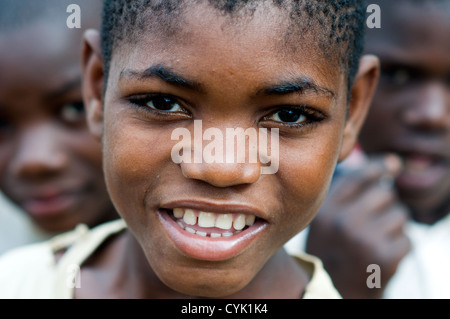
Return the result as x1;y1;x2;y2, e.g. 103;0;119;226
82;29;104;141
338;55;379;162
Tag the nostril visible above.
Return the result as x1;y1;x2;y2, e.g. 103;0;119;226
180;161;261;188
13;157;66;180
402;83;448;132
11;142;67;180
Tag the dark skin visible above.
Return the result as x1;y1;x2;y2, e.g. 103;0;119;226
306;155;411;298
361;1;450;225
81;3;379;298
306;0;449;299
0;18;117;232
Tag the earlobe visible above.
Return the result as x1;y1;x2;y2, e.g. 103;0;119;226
338;55;380;162
81;29;105;141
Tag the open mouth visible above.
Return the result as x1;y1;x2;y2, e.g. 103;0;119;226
402;153;447;171
396;152;449;191
157;207;267;261
22;191;79;218
168;208;257;238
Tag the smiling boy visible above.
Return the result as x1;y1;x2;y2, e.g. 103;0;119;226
0;0;378;298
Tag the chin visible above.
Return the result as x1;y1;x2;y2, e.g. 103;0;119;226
31;216;75;234
164;275;248;298
152;257;253;298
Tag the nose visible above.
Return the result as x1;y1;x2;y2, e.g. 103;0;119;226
176;124;264;187
11;124;68;180
401;81;449;132
180;161;262;188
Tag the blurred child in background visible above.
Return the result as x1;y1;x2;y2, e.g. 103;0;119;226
0;0;118;254
303;0;450;298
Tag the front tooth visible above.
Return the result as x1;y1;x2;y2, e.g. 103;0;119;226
196;231;207;237
198;212;215;228
185;227;196;234
245;215;255;226
215;214;233;230
211;233;221;238
173;208;184;219
183;209;197;225
233;214;246;230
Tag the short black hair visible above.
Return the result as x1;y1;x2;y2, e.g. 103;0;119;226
101;0;367;92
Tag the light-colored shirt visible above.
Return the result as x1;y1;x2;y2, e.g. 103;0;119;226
286;213;450;299
0;219;340;299
383;212;450;299
0;192;51;255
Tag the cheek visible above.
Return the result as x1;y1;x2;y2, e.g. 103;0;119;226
360;90;401;151
102;118;173;214
67;131;107;190
72;131;103;167
278;136;340;226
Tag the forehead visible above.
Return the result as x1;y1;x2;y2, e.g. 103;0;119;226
0;22;82;91
111;2;343;95
0;21;82;64
366;2;450;67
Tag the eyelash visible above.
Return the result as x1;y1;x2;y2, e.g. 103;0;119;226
58;101;86;127
128;94;191;119
127;94;325;130
262;106;326;132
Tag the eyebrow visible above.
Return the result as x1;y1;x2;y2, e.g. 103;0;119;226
120;64;335;99
258;78;336;99
120;64;203;92
45;78;81;100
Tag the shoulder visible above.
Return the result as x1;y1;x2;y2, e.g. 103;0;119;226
290;252;342;299
0;219;126;299
0;240;55;298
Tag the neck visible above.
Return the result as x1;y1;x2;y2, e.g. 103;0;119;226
118;232;308;299
410;198;450;225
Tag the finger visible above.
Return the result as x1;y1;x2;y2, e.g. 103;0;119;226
370;203;410;236
378;234;411;268
330;153;402;201
341;183;397;221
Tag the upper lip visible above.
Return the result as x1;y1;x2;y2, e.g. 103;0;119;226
160;199;268;221
388;142;450;162
11;184;85;204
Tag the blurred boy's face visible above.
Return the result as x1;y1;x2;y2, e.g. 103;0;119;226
361;2;450;224
0;22;115;232
85;3;377;297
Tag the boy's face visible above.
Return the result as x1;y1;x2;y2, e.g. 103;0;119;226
84;4;377;297
0;22;114;232
361;2;450;223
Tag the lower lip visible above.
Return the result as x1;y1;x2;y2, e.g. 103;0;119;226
22;193;78;219
157;209;268;262
396;157;449;192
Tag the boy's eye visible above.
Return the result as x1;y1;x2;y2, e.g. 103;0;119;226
127;94;190;121
381;66;421;87
261;106;326;132
60;102;85;124
140;96;183;112
130;96;184;112
270;108;307;124
384;68;411;86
